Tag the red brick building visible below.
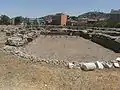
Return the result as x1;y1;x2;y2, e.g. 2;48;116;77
52;13;68;25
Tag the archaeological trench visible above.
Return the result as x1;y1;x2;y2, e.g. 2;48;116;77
2;25;120;71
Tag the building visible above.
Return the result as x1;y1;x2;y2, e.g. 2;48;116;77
43;13;68;25
67;19;87;26
52;13;68;25
111;9;120;14
87;19;98;24
10;18;15;25
109;9;120;22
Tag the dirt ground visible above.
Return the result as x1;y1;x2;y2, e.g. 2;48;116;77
23;35;120;62
0;49;120;90
0;33;120;90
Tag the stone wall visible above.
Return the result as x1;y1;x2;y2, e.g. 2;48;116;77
91;33;120;52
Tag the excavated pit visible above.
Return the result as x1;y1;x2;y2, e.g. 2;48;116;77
22;35;120;62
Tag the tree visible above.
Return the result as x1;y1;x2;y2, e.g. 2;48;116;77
92;21;107;27
70;16;78;21
115;22;120;28
0;15;10;25
105;21;117;28
33;19;39;25
24;17;31;25
14;16;24;25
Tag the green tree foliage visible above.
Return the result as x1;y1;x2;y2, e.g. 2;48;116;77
91;21;107;27
14;16;24;25
33;19;38;25
78;12;108;19
24;17;31;25
90;21;120;28
0;15;10;25
105;21;117;28
115;22;120;28
70;16;78;21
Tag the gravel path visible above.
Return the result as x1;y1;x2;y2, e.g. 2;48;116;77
22;35;120;62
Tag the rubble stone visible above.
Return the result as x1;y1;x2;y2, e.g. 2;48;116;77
68;63;75;69
116;57;120;62
95;61;104;69
81;63;97;71
3;45;17;53
102;62;113;68
113;62;120;68
6;37;23;46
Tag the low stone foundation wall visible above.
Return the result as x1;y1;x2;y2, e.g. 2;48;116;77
3;46;68;67
41;30;92;39
91;33;120;53
3;45;120;71
40;31;69;36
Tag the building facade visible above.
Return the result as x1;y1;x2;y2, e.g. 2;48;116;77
109;9;120;22
52;13;68;25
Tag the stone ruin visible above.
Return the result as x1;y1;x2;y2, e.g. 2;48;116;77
91;33;120;53
68;59;120;71
40;27;120;53
4;26;41;47
2;25;120;71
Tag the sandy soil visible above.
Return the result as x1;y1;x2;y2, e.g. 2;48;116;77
0;50;120;90
23;35;120;62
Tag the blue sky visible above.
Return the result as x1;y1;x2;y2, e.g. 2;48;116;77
0;0;120;17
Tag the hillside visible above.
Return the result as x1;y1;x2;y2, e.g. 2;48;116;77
78;11;110;19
